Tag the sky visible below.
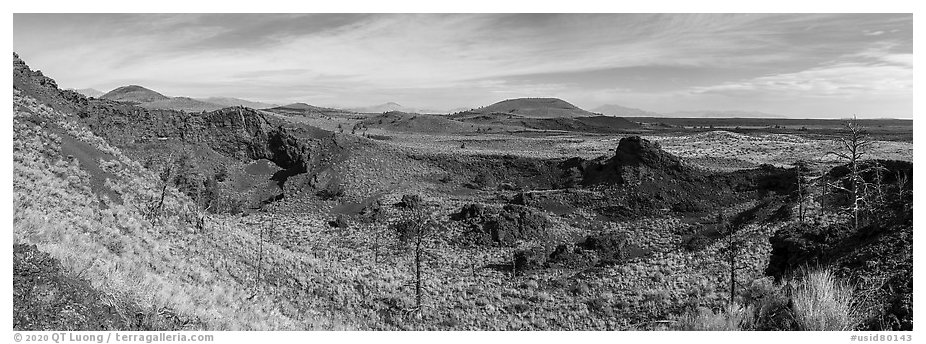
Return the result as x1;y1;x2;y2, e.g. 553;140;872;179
13;13;913;118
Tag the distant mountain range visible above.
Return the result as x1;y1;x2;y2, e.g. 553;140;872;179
590;104;661;117
266;102;351;116
664;110;788;118
199;97;276;110
90;85;789;119
344;102;453;114
96;85;276;112
592;104;788;119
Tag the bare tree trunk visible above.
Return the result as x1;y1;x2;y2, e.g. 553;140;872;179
150;153;175;222
820;172;827;218
851;149;858;231
415;234;422;311
729;230;736;308
825;119;871;232
257;224;264;285
797;170;804;223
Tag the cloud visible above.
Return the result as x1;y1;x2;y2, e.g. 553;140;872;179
12;13;913;117
691;62;911;98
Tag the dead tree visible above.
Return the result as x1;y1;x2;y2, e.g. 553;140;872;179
148;153;176;222
824;118;873;231
412;216;425;313
247;223;267;300
257;223;265;283
717;211;739;308
794;160;811;223
818;168;828;218
795;162;804;223
394;209;435;316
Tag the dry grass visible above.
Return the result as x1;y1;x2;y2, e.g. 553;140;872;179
14;86;887;330
790;268;856;331
13;91;338;330
673;306;752;331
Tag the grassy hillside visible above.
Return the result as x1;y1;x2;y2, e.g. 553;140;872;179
13;89;348;329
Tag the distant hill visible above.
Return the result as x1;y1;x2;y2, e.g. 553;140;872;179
99;85;279;112
138;97;225;112
449;111;640;133
591;104;661;117
198;97;276;110
466;98;596;118
100;85;170;103
666;110;788;119
70;88;104;98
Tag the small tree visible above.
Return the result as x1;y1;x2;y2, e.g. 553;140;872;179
793;160;811;223
147;153;176;222
717;211;740;308
818;168;828;218
393;208;438;316
824;118;873;231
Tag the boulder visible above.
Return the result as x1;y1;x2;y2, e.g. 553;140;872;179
578;233;642;264
328;214;351;228
547;244;597;269
483;205;549;245
513;246;548;273
453;203;487;221
397;194;422;209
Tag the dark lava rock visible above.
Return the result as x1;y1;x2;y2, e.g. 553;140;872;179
613;136;685;170
497;182;517;191
572;281;591;296
765;166;912;332
765;223;840;278
547;244;597;269
513;246;548;273
393;218;426;243
453;203;486;221
509;192;537;206
578;233;645;264
483;205;550;245
454;203;551;246
682;234;713;252
14;53;86;114
13;244;194;330
358;199;384;223
329;214;351;228
397;194;422;209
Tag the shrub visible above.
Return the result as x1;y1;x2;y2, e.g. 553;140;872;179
673;306;749;331
316;182;344;200
741;277;795;330
790;268;856;330
472;173;497;189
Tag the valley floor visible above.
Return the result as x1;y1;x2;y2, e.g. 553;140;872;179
15;96;913;330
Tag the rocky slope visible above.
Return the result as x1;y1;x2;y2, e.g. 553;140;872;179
766;160;913;330
13;54;346;330
13;53;316;209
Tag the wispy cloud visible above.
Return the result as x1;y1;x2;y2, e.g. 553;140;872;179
13;13;912;117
